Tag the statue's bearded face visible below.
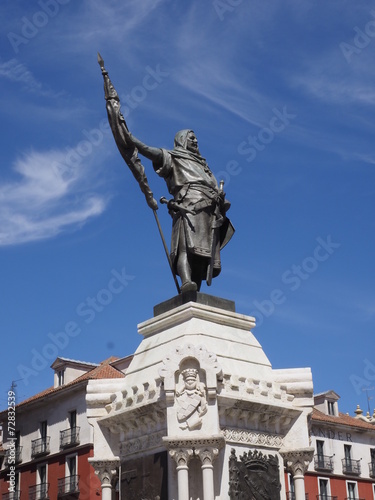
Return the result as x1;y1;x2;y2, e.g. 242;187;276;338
186;131;200;154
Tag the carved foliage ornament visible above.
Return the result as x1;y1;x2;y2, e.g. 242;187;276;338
229;449;281;500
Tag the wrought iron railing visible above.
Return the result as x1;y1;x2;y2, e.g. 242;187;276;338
57;475;80;496
344;498;365;500
31;437;50;457
5;446;22;464
60;427;80;448
342;458;361;475
2;491;21;500
28;483;49;500
286;493;309;499
369;460;375;478
316;496;337;500
314;454;334;471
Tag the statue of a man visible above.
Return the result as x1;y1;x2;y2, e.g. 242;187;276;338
121;128;234;292
98;55;234;292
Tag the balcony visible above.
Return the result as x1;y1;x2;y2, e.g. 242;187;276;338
342;458;361;475
5;446;22;465
31;437;50;457
369;461;375;478
2;491;21;500
60;427;80;448
316;496;337;500
286;494;309;499
314;454;334;472
57;475;80;497
344;498;365;500
28;484;49;500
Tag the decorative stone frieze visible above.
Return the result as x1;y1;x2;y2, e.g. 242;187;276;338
219;400;299;436
222;427;283;448
221;373;295;403
120;430;165;457
163;435;225;450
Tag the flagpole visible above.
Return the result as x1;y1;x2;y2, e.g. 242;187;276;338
153;209;181;294
98;53;181;294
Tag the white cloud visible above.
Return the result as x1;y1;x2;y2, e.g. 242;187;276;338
0;59;64;98
0;148;109;246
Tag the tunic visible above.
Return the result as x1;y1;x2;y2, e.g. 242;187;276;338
154;147;234;280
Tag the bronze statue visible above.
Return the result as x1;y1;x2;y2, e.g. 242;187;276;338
98;54;234;293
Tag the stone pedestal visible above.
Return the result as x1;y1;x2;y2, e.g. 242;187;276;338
87;295;314;499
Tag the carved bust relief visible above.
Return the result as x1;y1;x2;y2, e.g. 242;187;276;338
175;363;208;430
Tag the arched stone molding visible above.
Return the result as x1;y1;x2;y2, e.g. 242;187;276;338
159;343;222;401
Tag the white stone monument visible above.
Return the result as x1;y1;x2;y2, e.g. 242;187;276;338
87;294;314;499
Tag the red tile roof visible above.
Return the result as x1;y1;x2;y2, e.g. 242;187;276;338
312;408;375;431
0;357;125;420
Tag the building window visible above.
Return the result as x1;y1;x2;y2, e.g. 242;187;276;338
69;410;77;429
318;477;330;499
38;464;48;499
344;444;352;462
57;454;79;495
346;481;357;499
317;440;324;461
41;421;47;440
327;400;335;415
58;369;65;386
288;473;295;498
370;448;375;478
14;472;20;498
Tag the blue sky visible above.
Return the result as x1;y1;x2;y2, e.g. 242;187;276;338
0;0;374;415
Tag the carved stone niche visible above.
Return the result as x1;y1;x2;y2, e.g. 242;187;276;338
159;344;222;435
229;448;281;500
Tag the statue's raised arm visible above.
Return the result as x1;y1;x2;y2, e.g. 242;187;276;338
98;53;157;210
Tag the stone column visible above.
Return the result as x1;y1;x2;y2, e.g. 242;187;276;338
195;447;219;500
169;449;194;500
281;449;314;500
89;458;120;500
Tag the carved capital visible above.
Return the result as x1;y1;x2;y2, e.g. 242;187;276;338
280;448;314;476
89;458;120;486
195;446;220;466
169;448;194;468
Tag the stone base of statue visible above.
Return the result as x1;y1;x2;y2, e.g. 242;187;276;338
87;295;314;500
